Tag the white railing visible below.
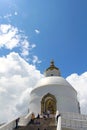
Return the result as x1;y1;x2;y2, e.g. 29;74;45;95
0;112;32;130
18;112;32;126
61;112;87;129
0;119;16;130
57;116;61;130
61;112;87;120
62;118;87;129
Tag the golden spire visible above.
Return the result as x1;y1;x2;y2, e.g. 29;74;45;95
50;60;55;67
46;60;59;71
44;60;61;76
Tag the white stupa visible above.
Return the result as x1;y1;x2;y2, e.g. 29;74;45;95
1;60;87;130
29;60;80;115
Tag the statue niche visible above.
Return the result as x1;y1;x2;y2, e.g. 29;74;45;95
41;93;57;114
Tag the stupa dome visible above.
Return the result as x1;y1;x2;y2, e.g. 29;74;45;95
29;61;80;115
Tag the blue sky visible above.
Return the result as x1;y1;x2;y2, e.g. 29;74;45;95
0;0;87;123
0;0;87;77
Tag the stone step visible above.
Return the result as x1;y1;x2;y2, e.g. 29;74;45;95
16;125;56;130
16;117;57;130
29;117;56;125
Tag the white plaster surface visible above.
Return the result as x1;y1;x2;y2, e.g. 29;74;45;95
29;76;79;115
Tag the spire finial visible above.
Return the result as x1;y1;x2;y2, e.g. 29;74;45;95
44;60;61;77
50;59;54;67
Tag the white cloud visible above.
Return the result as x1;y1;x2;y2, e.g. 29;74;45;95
3;14;12;19
0;24;32;58
2;12;18;21
0;24;42;123
14;12;18;16
32;55;41;64
21;40;29;56
0;52;43;123
31;44;36;49
0;24;20;49
66;72;87;114
35;29;40;34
